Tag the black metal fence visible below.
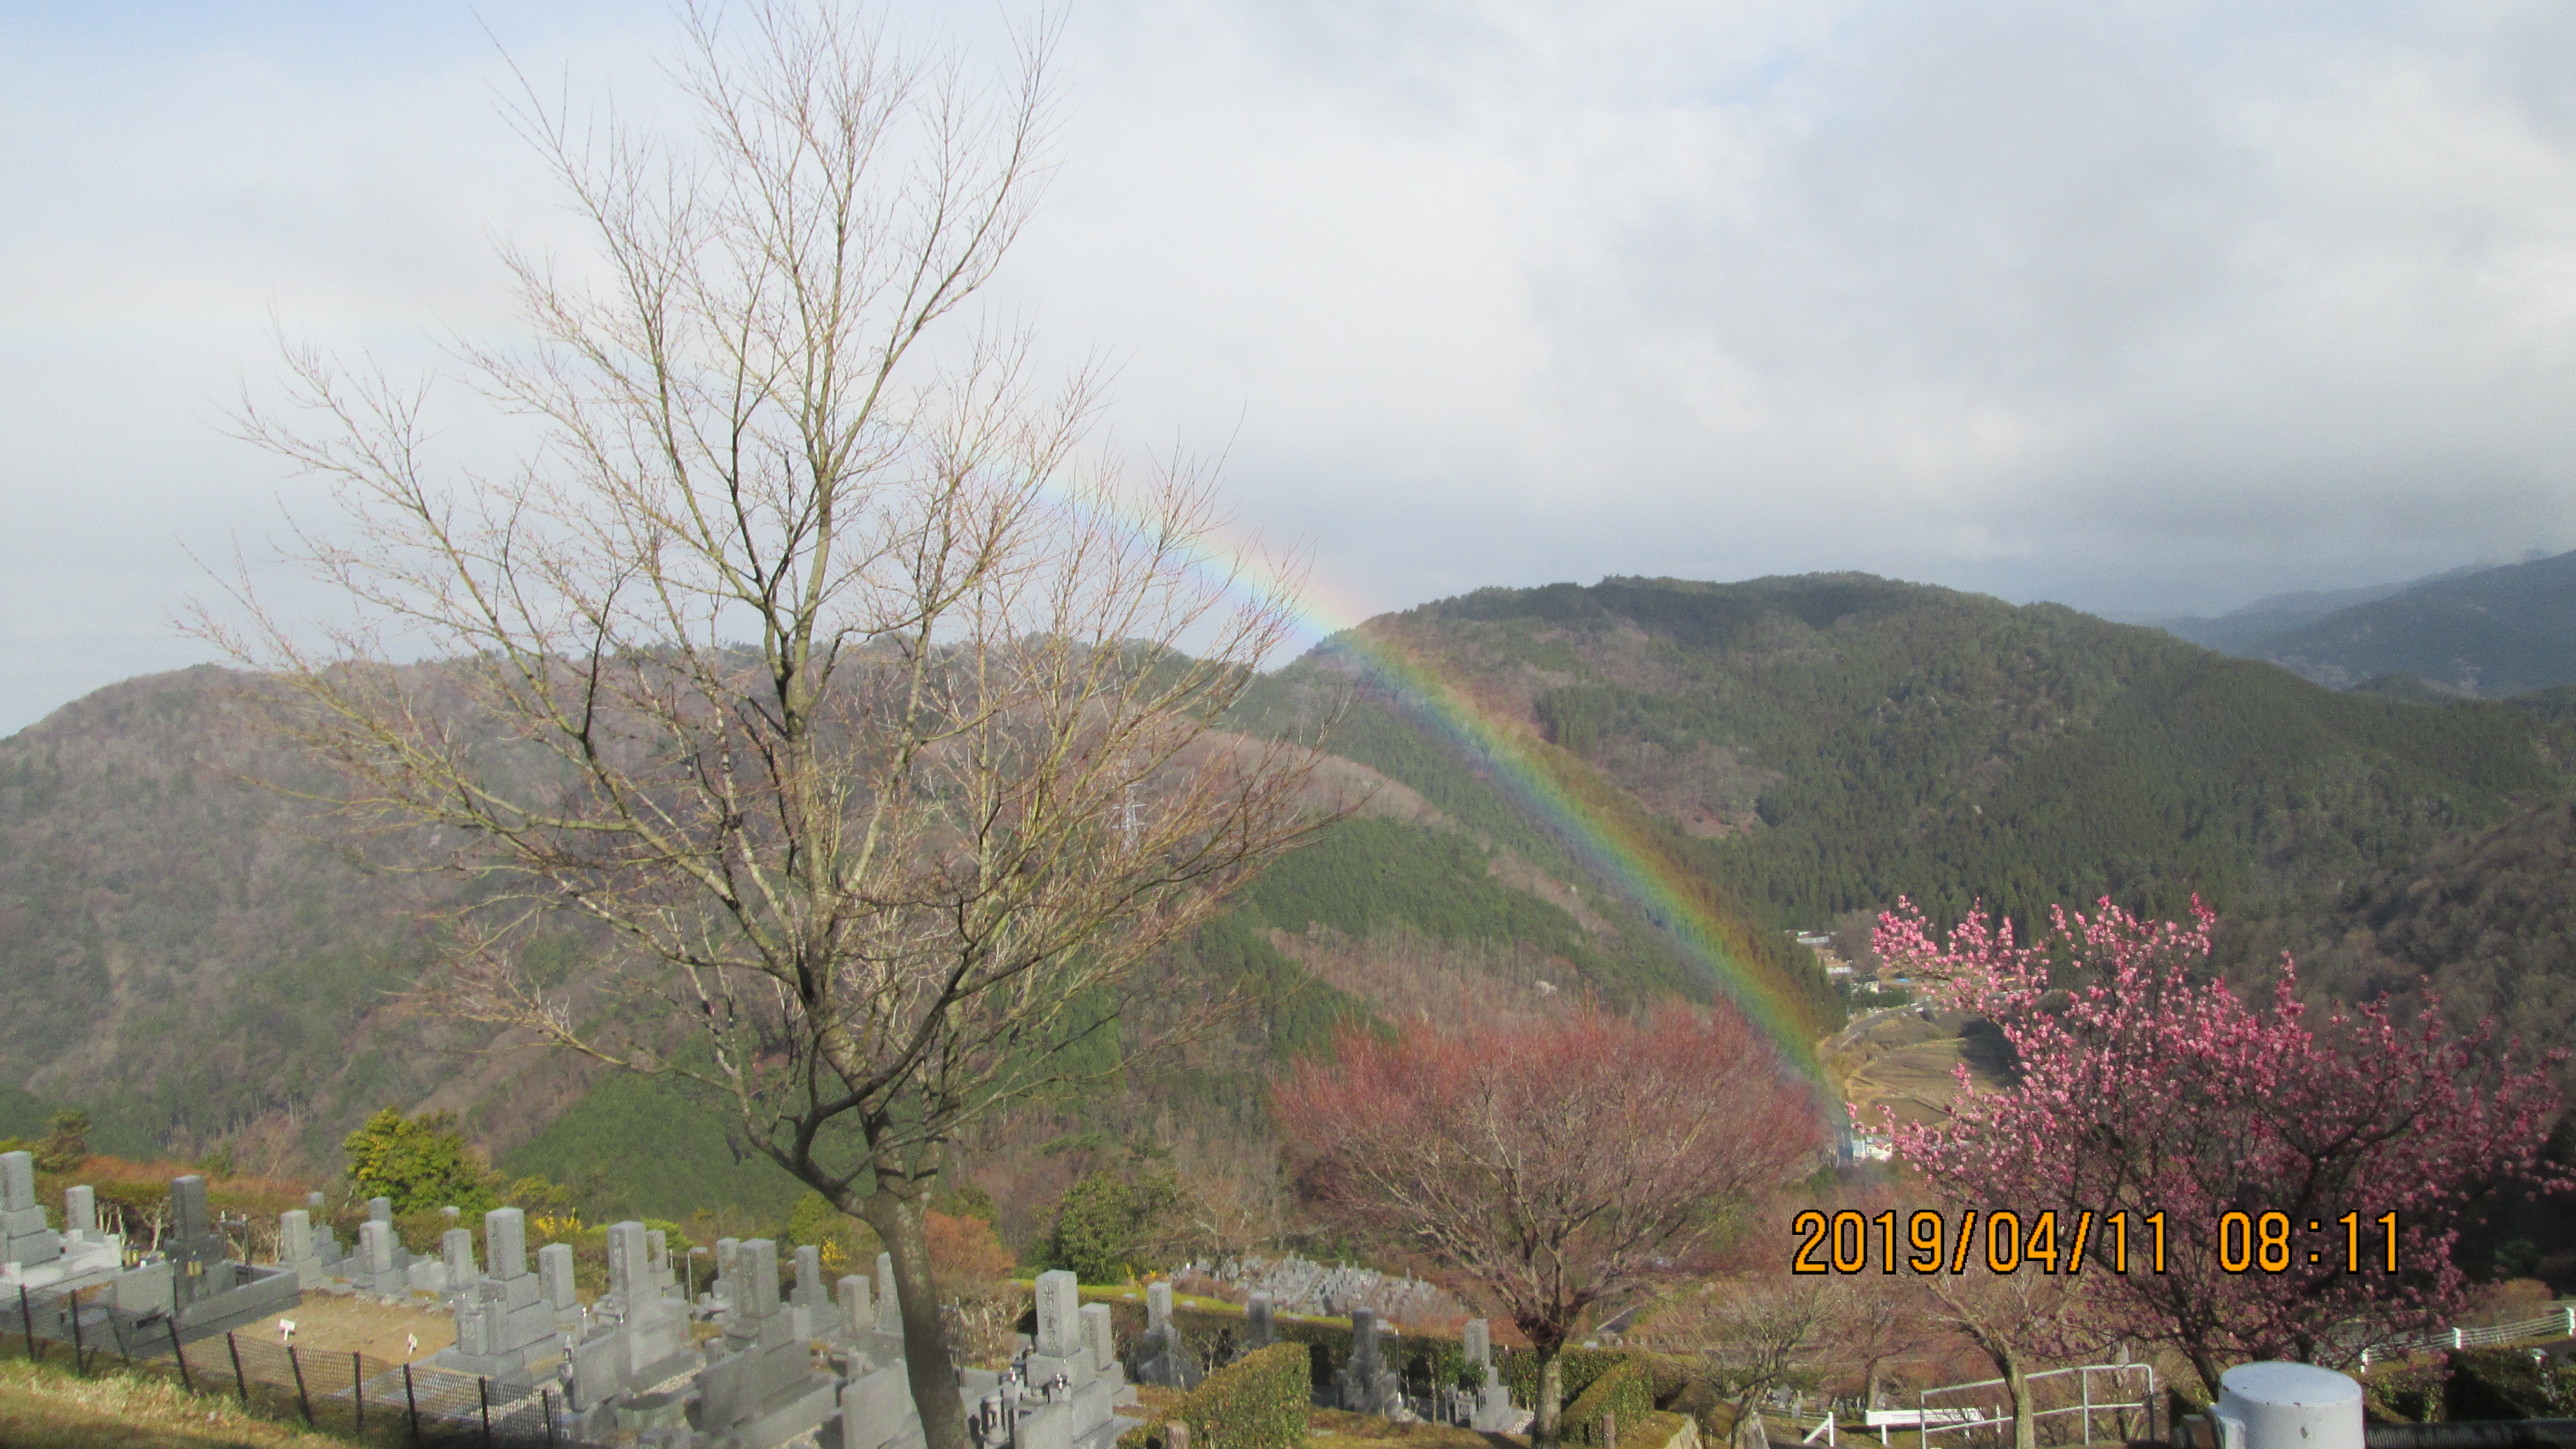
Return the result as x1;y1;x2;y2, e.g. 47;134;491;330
3;1277;605;1447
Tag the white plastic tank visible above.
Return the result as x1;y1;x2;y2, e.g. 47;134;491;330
2213;1362;2364;1449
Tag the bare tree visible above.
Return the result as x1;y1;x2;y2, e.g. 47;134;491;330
1639;1275;1845;1449
1274;1007;1825;1448
1919;1267;2094;1449
202;5;1328;1447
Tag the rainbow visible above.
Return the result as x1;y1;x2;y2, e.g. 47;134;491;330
1206;555;1835;1079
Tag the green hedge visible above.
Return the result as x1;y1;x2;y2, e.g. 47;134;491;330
1560;1359;1655;1448
1073;1294;1475;1399
1117;1342;1311;1449
1500;1347;1641;1410
2445;1349;2573;1421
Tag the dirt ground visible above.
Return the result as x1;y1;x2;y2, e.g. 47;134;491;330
242;1293;457;1365
1308;1407;1523;1448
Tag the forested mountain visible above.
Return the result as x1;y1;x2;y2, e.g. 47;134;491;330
4;570;2571;1242
1291;574;2574;931
2158;548;2576;697
0;660;1727;1239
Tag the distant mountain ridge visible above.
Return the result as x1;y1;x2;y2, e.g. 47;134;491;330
2152;550;2576;697
1276;574;2576;930
6;570;2574;1233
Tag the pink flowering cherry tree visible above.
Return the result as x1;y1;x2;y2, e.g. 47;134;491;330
1877;896;2566;1391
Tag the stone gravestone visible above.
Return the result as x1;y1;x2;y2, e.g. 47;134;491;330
538;1242;581;1331
1246;1293;1276;1350
692;1238;837;1449
297;1192;347;1282
703;1237;741;1318
567;1220;696;1422
836;1353;924;1449
959;1269;1134;1449
119;1175;297;1333
1130;1278;1199;1389
874;1252;900;1335
1336;1308;1399;1416
790;1244;829;1341
0;1158;121;1295
829;1272;874;1359
441;1228;479;1303
1462;1318;1517;1431
1;1150;59;1271
279;1210;315;1281
435;1207;561;1388
645;1228;679;1301
1081;1303;1117;1377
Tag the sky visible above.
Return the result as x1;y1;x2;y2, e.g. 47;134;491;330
6;1;2576;735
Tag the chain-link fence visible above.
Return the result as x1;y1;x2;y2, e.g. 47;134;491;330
3;1276;607;1447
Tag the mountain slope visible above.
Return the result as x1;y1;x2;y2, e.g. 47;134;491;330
1282;574;2576;930
2156;550;2576;697
2152;568;2477;654
0;660;1716;1227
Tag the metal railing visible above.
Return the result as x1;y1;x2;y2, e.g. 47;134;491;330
2365;1309;2576;1365
4;1276;600;1446
1917;1363;2156;1447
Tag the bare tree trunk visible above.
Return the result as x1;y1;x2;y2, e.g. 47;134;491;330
1725;1396;1761;1449
2005;1360;2037;1449
1536;1349;1566;1449
867;1190;967;1449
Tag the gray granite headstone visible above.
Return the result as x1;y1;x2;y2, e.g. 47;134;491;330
361;1219;396;1273
1035;1269;1081;1356
0;1152;30;1212
837;1273;870;1338
606;1221;648;1302
443;1227;477;1284
1463;1319;1490;1366
63;1185;94;1237
1248;1293;1276;1348
744;1238;782;1319
173;1175;212;1241
874;1251;899;1334
1082;1301;1116;1373
368;1196;392;1224
538;1242;577;1310
281;1210;312;1263
1146;1280;1173;1331
486;1207;528;1279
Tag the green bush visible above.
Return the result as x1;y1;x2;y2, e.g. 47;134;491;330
1080;1295;1470;1396
1117;1342;1310;1449
2446;1349;2574;1421
1560;1359;1654;1448
2362;1361;2445;1424
1500;1347;1639;1410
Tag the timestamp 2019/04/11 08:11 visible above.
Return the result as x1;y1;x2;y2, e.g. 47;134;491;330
1789;1209;2404;1276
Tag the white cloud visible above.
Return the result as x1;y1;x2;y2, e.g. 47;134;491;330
5;0;2576;730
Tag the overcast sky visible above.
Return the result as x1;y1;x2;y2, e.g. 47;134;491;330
6;1;2576;735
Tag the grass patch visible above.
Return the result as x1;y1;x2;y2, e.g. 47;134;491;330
0;1355;361;1449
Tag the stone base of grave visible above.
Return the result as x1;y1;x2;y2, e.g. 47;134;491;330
724;1378;837;1449
281;1252;348;1290
0;1236;123;1295
1471;1385;1518;1432
436;1292;566;1392
346;1265;411;1298
172;1263;304;1339
838;1362;927;1449
1337;1369;1400;1417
